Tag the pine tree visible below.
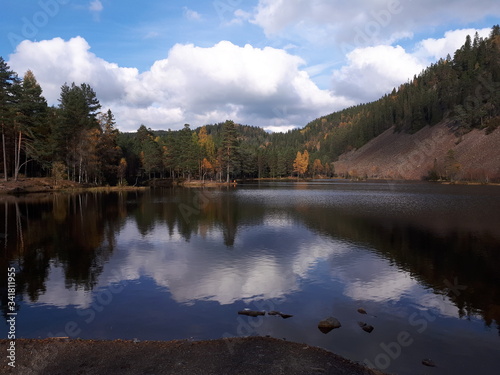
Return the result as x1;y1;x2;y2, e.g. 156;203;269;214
56;82;101;181
221;120;238;182
16;70;50;177
0;57;20;181
97;109;121;184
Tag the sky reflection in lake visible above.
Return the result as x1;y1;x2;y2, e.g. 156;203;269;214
2;181;499;374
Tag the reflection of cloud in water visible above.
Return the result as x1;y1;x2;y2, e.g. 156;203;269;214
336;252;461;318
116;222;315;305
29;263;93;309
25;217;463;318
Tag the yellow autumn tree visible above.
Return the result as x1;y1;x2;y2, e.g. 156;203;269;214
293;150;309;178
312;159;323;177
201;157;214;181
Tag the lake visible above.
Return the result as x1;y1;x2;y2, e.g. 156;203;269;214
2;181;500;374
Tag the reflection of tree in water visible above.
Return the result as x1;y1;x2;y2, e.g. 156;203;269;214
3;188;498;334
293;204;500;334
0;193;126;320
130;187;500;331
130;188;260;247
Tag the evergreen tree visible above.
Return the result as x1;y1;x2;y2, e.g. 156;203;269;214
97;109;122;184
0;57;19;181
221;120;238;182
56;82;101;181
17;70;50;177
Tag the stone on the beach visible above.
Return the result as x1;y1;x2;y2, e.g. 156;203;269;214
357;308;367;315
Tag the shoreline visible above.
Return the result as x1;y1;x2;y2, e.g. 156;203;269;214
0;177;149;196
1;176;497;196
1;337;385;375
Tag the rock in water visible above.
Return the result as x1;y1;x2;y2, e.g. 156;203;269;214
422;359;436;367
357;308;367;315
358;322;374;333
268;311;294;319
238;310;265;317
318;317;341;334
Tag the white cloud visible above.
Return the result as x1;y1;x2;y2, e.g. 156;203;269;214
9;37;138;104
250;0;500;51
414;27;492;62
89;0;103;13
329;26;491;104
331;45;425;103
8;37;348;132
7;23;494;133
183;7;201;21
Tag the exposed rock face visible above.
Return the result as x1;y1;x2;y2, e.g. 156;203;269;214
334;122;500;181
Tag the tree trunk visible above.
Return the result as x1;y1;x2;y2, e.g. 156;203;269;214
14;131;22;181
2;126;7;181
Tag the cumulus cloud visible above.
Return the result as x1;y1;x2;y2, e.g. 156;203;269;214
414;27;492;62
9;37;138;105
8;37;349;132
329;26;491;103
251;0;500;50
331;45;424;103
7;22;492;133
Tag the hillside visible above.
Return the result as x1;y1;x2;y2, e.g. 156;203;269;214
296;25;500;181
118;24;500;183
334;121;500;181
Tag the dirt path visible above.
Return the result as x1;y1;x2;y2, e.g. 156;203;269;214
1;337;386;375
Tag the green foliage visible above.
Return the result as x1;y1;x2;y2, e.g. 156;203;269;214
301;25;500;160
51;161;67;186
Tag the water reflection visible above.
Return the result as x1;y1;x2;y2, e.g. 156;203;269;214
1;183;499;370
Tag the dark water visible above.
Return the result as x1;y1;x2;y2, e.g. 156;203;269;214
1;181;500;374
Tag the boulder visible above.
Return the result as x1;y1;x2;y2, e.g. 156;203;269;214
358;322;374;333
318;317;342;334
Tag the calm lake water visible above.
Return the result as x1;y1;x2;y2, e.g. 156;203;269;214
2;181;500;374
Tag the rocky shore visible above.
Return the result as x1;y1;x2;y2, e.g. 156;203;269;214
1;337;386;375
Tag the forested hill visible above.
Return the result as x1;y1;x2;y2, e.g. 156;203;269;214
300;25;500;163
1;26;499;184
132;24;499;182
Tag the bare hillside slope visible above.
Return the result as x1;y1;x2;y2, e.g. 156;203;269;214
334;122;500;181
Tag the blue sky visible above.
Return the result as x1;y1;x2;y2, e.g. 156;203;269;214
1;0;499;132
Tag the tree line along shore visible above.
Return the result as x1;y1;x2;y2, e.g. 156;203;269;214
1;26;499;187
